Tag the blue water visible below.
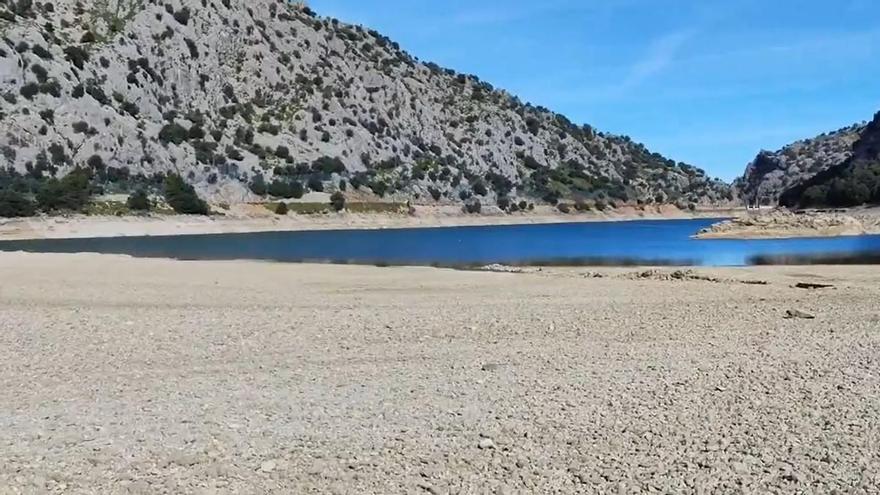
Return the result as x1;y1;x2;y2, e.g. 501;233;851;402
1;218;879;266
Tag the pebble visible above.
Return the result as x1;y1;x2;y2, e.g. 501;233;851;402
785;309;816;319
166;452;202;467
478;438;496;450
495;485;515;495
260;460;277;473
417;482;442;494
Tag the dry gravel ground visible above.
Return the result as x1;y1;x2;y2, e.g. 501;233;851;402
1;253;879;494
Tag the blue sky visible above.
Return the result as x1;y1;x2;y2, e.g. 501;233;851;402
309;0;880;181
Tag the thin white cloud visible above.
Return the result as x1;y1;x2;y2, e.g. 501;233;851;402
674;27;880;68
509;24;880;106
650;123;836;149
620;29;696;92
449;7;527;26
447;0;647;27
547;29;697;102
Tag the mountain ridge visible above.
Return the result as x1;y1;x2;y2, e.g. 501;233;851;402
0;0;732;212
736;123;865;207
779;111;880;208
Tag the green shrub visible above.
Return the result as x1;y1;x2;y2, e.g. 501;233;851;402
173;7;191;25
63;46;89;70
249;175;267;196
268;179;295;199
164;174;209;215
36;168;91;212
472;181;488;196
275;146;290;159
290;180;305;199
20;83;39;100
307;175;324;192
525;116;540;135
800;185;828;206
87;154;105;170
369;180;388;197
39;109;54;124
330;191;346;211
0;189;37;218
31;44;52;60
312;156;345;174
574;200;592;212
158;123;188;145
275;202;289;215
464;199;482;214
523;155;541;170
30;64;48;83
71;121;90;134
127;189;151;211
187;124;205;140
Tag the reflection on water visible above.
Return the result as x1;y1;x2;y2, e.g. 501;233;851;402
750;252;880;265
1;218;879;267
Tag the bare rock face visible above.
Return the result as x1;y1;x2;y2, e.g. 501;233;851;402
736;124;864;207
0;0;732;206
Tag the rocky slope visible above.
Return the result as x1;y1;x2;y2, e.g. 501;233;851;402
779;112;880;208
736;123;864;206
0;0;731;208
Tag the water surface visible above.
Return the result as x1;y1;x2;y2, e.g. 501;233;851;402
1;218;879;266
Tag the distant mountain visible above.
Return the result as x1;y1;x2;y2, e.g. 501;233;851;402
736;123;864;206
780;112;880;208
0;0;731;209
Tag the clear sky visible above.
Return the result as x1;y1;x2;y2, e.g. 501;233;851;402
308;0;880;181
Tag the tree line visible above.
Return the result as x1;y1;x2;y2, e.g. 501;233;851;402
0;167;209;217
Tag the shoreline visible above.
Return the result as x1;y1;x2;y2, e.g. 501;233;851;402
0;204;740;241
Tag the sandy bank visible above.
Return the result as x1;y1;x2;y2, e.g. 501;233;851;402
1;252;879;492
0;203;739;240
695;207;880;239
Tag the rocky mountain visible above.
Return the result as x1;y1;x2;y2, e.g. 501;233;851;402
779;112;880;208
736;123;864;206
0;0;732;209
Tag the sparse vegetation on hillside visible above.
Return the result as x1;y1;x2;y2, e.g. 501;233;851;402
738;123;864;206
330;191;345;211
126;189;151;211
35;168;93;212
0;0;732;211
779;112;880;208
0;188;36;217
163;174;209;215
